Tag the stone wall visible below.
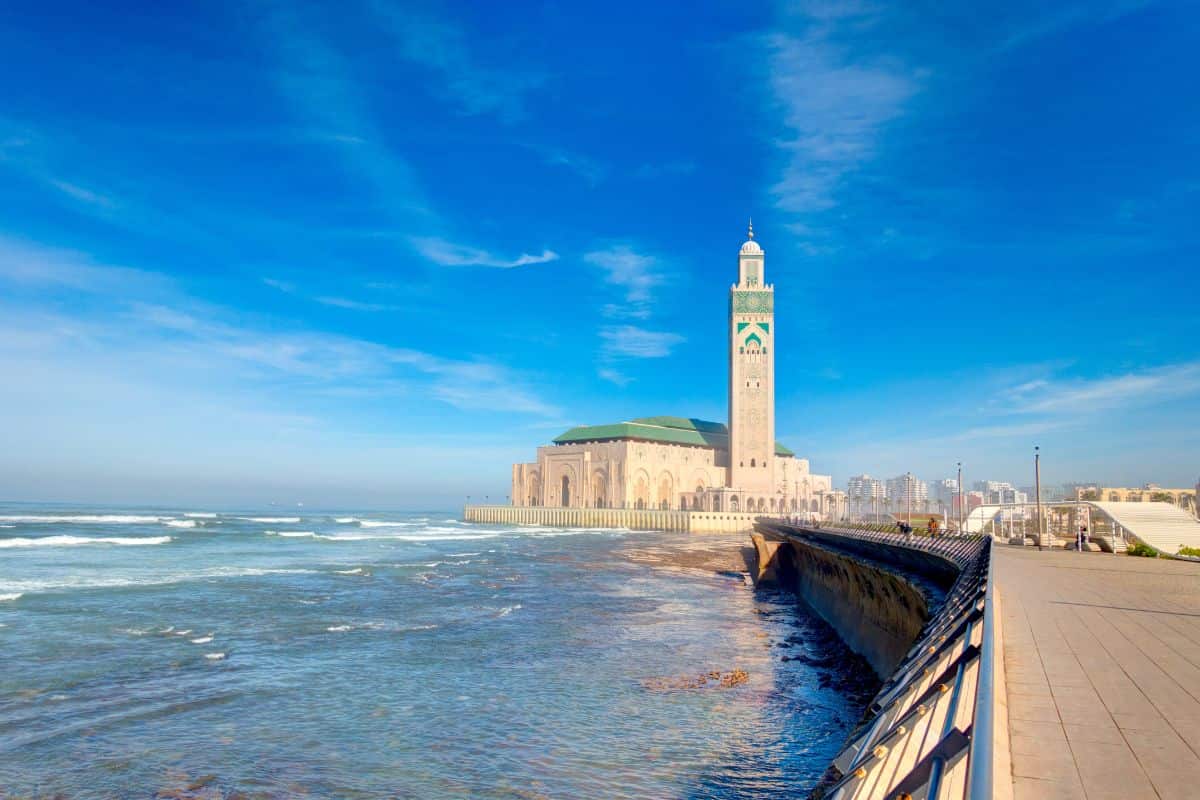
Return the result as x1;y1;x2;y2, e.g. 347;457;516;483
463;505;764;533
751;530;937;679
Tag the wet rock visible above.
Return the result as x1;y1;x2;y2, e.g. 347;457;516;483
641;668;749;691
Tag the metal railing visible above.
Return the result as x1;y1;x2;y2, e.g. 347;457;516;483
756;521;998;800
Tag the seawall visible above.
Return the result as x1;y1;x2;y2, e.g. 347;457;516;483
463;504;763;533
753;523;1007;800
751;527;941;678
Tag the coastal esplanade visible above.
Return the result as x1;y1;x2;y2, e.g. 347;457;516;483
509;224;837;518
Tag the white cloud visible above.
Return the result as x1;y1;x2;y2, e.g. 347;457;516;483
600;325;685;359
260;3;429;220
584;245;664;304
0;235;557;417
313;296;397;312
1001;363;1200;415
598;368;631;386
411;236;558;268
763;12;918;217
365;1;544;122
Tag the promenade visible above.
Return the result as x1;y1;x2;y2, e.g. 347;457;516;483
995;546;1200;799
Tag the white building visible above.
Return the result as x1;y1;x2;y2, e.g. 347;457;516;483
886;474;928;514
973;480;1027;505
511;223;836;516
847;474;886;517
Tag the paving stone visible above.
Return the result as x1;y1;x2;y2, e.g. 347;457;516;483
995;547;1200;799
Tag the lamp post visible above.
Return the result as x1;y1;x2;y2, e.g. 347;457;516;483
906;471;913;527
957;462;963;534
1034;446;1043;551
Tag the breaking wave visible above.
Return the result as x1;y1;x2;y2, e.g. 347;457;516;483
163;520;197;528
0;535;172;548
0;514;163;524
0;592;22;602
239;517;301;523
184;513;218;519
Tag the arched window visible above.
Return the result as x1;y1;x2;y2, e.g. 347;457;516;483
750;458;756;467
560;475;570;507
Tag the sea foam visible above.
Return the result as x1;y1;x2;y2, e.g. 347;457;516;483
0;514;163;524
0;592;22;602
240;516;301;523
0;535;172;548
163;520;197;528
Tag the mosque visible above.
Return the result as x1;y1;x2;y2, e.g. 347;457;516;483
510;224;837;517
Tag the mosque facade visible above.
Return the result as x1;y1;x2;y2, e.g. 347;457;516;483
510;225;839;517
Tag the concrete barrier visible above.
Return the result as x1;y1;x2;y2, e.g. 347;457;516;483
462;505;765;533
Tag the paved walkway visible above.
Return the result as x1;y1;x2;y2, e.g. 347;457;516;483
995;546;1200;799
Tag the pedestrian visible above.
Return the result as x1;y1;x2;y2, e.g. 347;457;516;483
928;517;939;538
1081;524;1089;550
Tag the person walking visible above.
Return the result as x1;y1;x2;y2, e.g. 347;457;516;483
928;517;939;538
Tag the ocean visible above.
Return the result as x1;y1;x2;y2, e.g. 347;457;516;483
0;505;874;798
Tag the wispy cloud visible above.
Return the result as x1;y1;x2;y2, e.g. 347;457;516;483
365;1;545;122
597;367;631;386
537;146;608;185
599;325;685;359
411;236;558;268
1001;363;1200;415
313;296;398;312
260;2;428;219
996;1;1152;53
263;276;398;312
0;235;557;416
584;245;664;307
763;7;918;220
47;179;117;209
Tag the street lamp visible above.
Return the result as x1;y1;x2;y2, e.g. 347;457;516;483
957;462;963;534
906;471;913;527
1034;446;1043;551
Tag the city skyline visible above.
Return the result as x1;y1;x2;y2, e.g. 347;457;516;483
1;1;1198;508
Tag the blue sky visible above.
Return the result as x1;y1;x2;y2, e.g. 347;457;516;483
1;0;1197;508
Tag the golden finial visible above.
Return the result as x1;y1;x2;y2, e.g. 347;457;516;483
747;217;754;239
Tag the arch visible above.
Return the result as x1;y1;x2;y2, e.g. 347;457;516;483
731;496;740;512
632;469;651;511
750;458;756;468
656;471;674;511
744;332;762;347
561;474;571;508
713;495;722;512
591;469;608;509
528;472;541;506
810;499;820;512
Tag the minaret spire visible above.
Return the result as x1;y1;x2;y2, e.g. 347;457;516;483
747;217;754;240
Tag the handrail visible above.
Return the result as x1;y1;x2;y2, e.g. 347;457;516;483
967;547;997;800
755;520;998;800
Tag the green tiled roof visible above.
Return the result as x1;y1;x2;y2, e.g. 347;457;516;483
553;415;795;457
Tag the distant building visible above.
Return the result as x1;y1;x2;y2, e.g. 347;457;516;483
510;224;835;515
932;478;959;512
972;480;1027;505
1075;484;1195;509
847;474;886;517
887;474;928;514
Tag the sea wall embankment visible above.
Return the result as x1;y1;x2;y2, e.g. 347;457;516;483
464;504;763;533
751;526;948;678
752;524;1005;800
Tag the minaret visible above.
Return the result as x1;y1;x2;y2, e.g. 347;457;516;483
728;220;775;494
